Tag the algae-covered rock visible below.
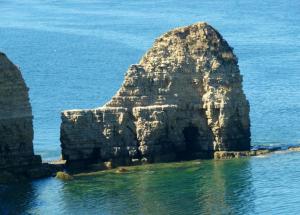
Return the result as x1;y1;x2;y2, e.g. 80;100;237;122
251;150;271;156
56;171;74;180
115;167;129;174
214;151;251;159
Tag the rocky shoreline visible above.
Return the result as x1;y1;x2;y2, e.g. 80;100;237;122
215;145;300;159
56;145;300;179
2;144;300;183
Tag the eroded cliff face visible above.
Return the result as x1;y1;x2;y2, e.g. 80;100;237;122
61;22;250;166
0;53;51;181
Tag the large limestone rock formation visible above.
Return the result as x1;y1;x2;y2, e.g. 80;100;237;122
0;52;51;182
61;22;251;167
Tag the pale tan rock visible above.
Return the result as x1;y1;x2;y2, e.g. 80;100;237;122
104;161;113;169
61;22;251;167
288;146;300;151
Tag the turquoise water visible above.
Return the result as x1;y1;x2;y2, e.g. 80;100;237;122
2;152;300;214
0;0;299;214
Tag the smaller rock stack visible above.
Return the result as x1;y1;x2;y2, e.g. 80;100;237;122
0;52;52;182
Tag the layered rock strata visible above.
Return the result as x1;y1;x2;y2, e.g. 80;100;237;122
0;52;52;182
61;22;251;167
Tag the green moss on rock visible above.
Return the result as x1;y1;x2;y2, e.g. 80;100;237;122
56;171;74;180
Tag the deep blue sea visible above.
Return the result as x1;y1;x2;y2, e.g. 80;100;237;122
0;0;299;214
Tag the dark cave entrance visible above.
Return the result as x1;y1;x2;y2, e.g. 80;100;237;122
177;125;202;160
183;125;200;153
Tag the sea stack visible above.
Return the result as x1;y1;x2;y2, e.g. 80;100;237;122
61;22;251;167
0;52;51;182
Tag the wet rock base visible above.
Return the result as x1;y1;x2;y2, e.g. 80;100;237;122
214;145;300;160
0;156;63;184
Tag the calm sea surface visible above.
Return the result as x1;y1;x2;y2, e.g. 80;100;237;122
0;0;299;214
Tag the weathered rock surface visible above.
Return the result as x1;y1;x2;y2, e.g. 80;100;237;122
0;52;53;182
61;22;251;167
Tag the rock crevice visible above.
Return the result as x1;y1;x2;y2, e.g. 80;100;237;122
61;22;251;167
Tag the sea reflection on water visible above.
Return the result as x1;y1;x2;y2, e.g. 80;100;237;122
195;160;254;214
1;158;255;215
0;178;65;214
2;152;300;214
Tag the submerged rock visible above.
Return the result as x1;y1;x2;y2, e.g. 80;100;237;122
0;52;53;183
56;171;73;180
288;146;300;151
115;167;129;174
214;151;251;159
61;22;251;168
